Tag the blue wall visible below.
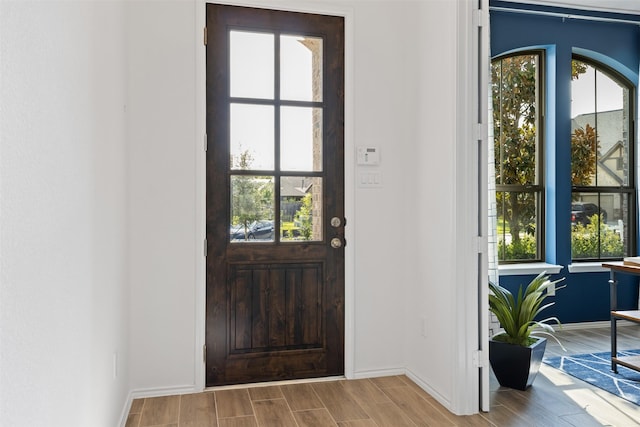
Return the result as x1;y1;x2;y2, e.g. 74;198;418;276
499;272;639;323
490;1;640;322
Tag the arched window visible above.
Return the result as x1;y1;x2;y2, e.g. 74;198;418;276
492;51;544;262
570;56;635;260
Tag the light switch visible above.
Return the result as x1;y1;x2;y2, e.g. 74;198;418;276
358;171;382;188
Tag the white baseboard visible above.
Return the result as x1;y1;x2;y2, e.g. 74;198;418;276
130;384;200;399
560;321;611;330
404;368;453;414
351;367;405;380
560;320;640;330
351;367;455;413
118;391;134;427
118;384;200;427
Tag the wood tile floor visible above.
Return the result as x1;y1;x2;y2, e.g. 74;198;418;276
126;325;640;427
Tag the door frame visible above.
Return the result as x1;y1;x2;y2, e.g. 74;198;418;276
193;0;355;391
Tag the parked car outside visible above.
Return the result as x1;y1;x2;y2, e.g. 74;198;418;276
230;220;274;241
571;202;607;226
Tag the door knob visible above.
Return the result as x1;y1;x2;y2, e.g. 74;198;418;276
330;237;343;249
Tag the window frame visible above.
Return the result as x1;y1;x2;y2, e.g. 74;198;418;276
570;54;637;261
227;30;327;244
492;50;546;263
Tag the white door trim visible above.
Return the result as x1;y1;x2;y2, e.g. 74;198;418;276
193;0;355;391
451;0;488;414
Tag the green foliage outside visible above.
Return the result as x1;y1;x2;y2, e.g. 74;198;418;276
230;149;314;242
496;220;509;235
231;150;273;240
571;214;623;259
492;55;593;261
295;193;313;240
492;55;538;253
281;193;314;241
280;221;298;239
498;235;537;261
571;124;598;186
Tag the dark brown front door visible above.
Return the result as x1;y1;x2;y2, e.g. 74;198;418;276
205;4;345;387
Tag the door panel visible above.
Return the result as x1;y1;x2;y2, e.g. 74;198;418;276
229;263;323;352
205;4;344;386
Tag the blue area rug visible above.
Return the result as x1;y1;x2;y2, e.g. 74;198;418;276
544;349;640;405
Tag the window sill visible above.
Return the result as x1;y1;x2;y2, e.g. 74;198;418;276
568;261;623;273
498;261;624;275
498;262;563;276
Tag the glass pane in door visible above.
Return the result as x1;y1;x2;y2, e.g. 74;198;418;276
230;104;274;171
230;175;275;242
230;31;274;99
280;35;323;102
280;106;322;172
280;176;322;241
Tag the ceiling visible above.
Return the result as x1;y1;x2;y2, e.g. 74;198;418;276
511;0;640;15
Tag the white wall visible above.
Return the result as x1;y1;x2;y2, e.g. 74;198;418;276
350;0;418;377
127;0;198;393
7;0;640;422
0;2;130;426
0;0;477;423
125;0;476;414
404;0;459;405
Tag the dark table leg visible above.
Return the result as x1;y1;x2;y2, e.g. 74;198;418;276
610;270;618;373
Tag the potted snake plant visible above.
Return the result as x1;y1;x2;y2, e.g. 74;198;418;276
489;271;565;390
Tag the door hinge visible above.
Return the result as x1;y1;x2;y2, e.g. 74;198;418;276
204;238;207;257
475;235;487;254
472;9;485;28
204;133;208;152
473;350;487;368
474;123;488;141
203;344;207;363
204;27;208;46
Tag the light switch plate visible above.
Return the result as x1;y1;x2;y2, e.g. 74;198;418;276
358;171;382;188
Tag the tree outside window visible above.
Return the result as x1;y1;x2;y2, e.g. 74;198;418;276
570;57;634;260
492;53;542;262
491;53;606;262
230;150;275;241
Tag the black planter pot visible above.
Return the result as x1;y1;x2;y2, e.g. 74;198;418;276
489;336;547;391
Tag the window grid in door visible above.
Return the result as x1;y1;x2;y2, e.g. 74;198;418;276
228;30;325;243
